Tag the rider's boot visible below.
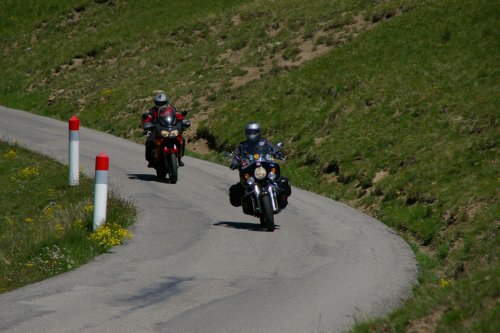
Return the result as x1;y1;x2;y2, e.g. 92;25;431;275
179;139;185;166
145;137;155;167
146;146;153;167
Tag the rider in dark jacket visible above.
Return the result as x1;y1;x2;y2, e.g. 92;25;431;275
141;92;190;167
229;122;291;208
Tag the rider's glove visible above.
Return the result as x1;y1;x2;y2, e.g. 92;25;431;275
230;157;240;170
230;162;239;170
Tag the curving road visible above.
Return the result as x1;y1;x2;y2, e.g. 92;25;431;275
0;106;417;333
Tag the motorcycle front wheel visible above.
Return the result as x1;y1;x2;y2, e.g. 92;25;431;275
259;194;275;232
167;153;178;184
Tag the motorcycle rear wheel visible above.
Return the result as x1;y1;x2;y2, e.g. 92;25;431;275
259;195;275;232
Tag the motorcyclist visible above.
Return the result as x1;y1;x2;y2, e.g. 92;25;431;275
229;122;291;209
141;92;190;167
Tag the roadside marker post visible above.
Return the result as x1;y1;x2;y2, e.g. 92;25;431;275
93;152;109;231
68;115;80;186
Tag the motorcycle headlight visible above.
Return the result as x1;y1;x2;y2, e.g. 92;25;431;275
268;172;276;180
160;129;179;138
254;167;267;180
247;177;255;185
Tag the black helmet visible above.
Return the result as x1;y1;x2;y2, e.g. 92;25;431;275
245;122;261;140
153;93;169;107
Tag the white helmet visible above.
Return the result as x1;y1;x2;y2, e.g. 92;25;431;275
245;122;261;140
153;93;169;107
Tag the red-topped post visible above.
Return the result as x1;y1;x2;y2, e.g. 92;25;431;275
68;115;80;186
93;152;109;231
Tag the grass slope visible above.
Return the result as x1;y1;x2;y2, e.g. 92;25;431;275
0;0;498;331
0;142;135;292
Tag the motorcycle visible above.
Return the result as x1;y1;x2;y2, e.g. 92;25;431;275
149;106;188;184
227;140;287;232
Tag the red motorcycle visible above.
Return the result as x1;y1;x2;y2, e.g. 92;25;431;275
150;107;188;183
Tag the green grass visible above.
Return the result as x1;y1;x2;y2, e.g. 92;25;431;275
0;141;135;293
0;0;498;330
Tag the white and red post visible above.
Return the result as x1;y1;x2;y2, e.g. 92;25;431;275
93;152;109;231
68;115;80;186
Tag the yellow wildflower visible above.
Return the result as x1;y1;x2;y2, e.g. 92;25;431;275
439;278;451;288
44;206;54;217
24;217;34;224
4;150;17;158
20;166;40;178
73;218;84;228
101;88;113;96
83;203;94;214
89;223;132;251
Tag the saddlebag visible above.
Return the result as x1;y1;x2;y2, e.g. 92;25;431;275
277;178;291;209
229;183;244;207
241;194;255;215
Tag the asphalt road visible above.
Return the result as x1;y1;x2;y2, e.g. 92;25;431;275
0;106;417;333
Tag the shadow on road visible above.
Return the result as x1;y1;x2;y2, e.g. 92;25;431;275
214;221;280;231
115;276;194;311
127;173;169;183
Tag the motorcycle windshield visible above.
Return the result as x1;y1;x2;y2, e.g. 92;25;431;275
157;106;177;128
239;140;275;167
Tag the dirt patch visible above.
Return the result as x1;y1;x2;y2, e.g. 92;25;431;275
51;58;85;77
231;66;263;88
217;46;248;64
231;14;242;26
184;109;211;154
373;170;389;183
57;10;83;28
314;136;327;145
266;22;283;37
189;137;211;154
175;95;194;110
406;309;445;333
47;89;70;104
465;202;484;221
227;10;400;89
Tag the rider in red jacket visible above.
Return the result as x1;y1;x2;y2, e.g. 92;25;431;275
141;92;190;167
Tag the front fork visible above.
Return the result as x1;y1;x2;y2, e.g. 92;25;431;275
252;184;279;214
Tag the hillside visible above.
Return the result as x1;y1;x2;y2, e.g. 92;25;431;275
1;0;498;331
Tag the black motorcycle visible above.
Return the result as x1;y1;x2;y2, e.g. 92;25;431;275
227;141;287;231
